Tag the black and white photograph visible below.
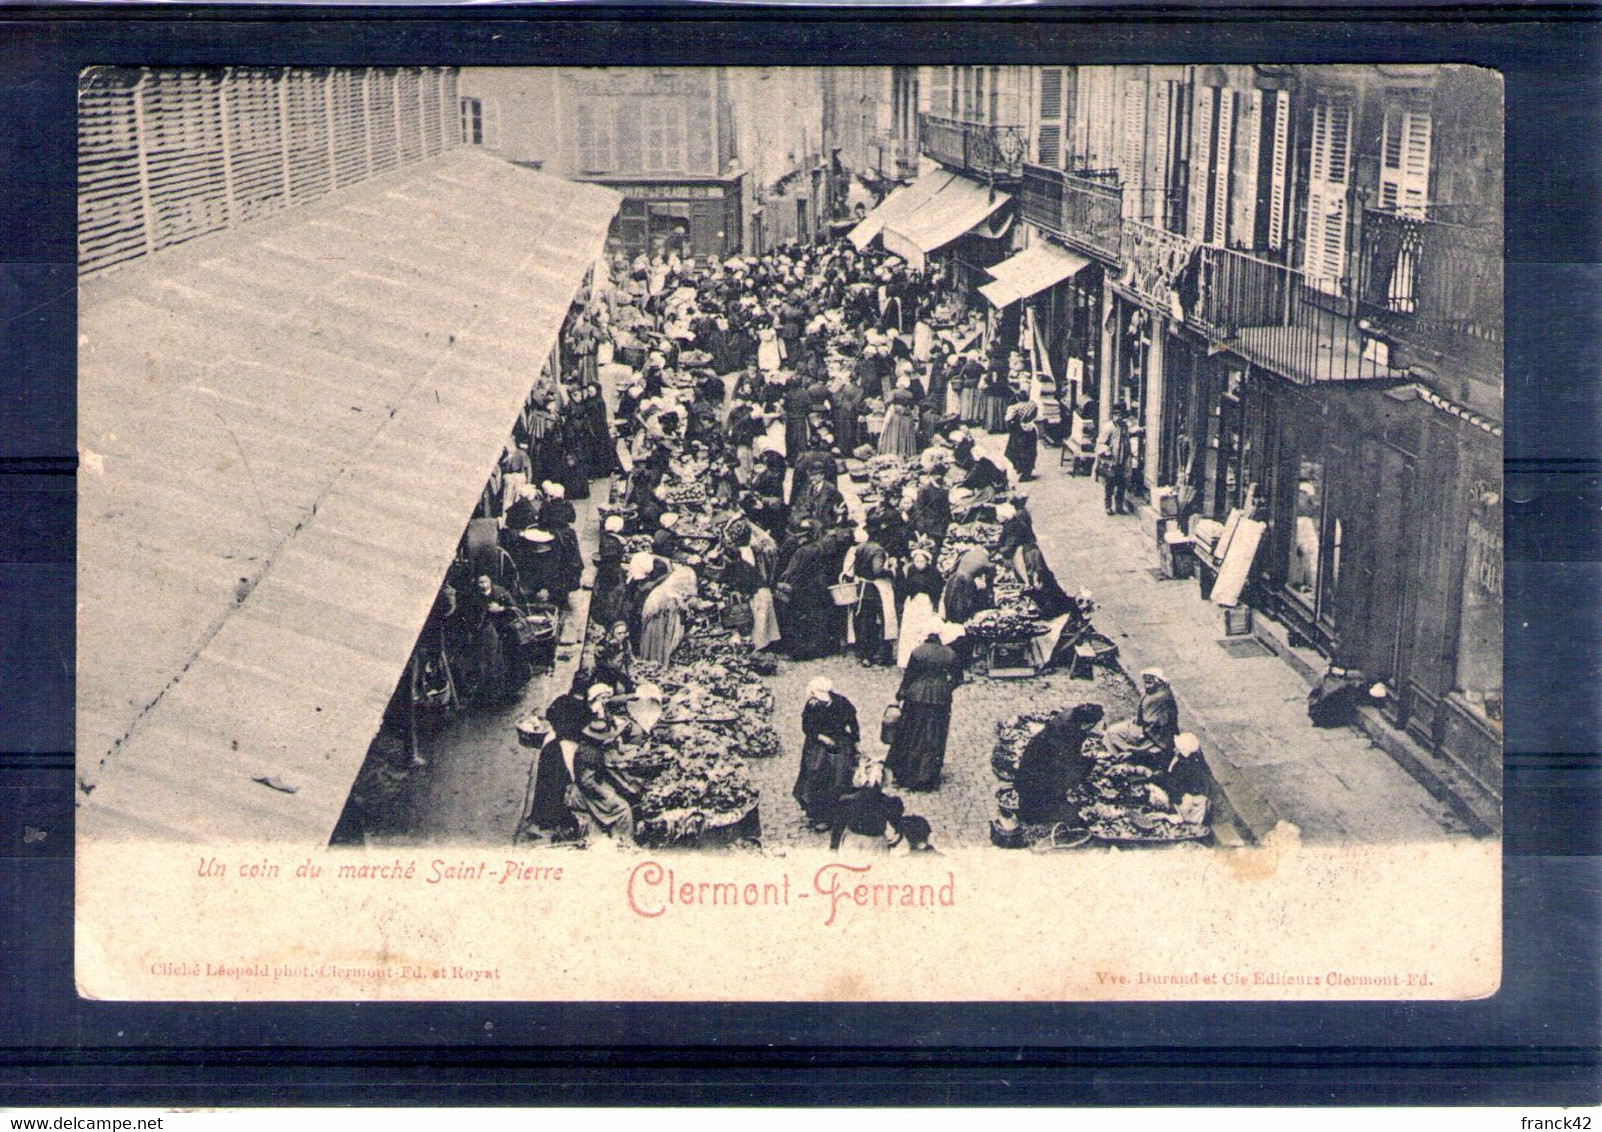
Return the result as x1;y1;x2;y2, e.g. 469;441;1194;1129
73;63;1505;1001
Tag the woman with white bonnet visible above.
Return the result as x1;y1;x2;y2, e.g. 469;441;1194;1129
625;551;698;665
793;676;861;831
1147;732;1211;827
895;541;944;669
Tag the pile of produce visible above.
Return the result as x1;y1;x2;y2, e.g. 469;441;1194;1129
865;453;914;495
660;480;708;510
1081;801;1209;843
964;607;1048;642
937;520;1002;575
990;711;1058;781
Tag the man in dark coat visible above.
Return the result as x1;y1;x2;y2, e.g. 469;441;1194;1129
885;629;959;791
782;376;813;468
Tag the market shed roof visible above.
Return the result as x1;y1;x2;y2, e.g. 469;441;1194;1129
77;148;620;843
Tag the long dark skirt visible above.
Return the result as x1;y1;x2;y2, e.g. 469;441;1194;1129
885;701;952;791
793;738;854;823
785;417;811;463
854;587;891;665
786;589;839;660
1005;429;1038;479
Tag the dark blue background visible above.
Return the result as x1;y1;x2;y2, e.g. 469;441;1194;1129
0;7;1597;1106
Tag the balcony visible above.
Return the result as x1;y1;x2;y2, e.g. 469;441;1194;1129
1356;207;1503;366
1189;246;1395;383
1020;163;1123;263
918;113;1027;181
1182;205;1502;386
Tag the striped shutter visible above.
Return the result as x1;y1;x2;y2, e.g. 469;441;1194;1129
1146;78;1173;227
1037;66;1064;168
1265;89;1291;251
1187;83;1216;242
1119;76;1147;221
1380;101;1432;217
395;68;423;164
1209;87;1235;246
78;69;147;273
1086;69;1116;169
141;70;232;252
420;69;443;156
1303;94;1353;294
368;69;400;173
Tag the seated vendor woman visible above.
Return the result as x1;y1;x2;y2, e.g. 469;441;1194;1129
1143;732;1211;826
1104;667;1180;768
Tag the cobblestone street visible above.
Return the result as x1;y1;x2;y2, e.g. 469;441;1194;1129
749;652;1137;851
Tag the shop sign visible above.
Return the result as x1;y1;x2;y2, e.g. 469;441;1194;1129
620;184;726;201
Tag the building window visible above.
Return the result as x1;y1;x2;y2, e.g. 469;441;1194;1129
460;97;482;145
575;102;614;173
641;101;686;173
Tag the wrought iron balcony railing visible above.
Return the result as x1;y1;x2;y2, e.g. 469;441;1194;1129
1179;206;1501;385
1188;245;1396;384
1020;163;1123;263
918;113;1027;180
1356;207;1503;354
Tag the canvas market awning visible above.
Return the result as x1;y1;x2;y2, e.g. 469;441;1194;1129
881;173;1012;269
77;148;621;843
846;169;956;251
979;241;1092;308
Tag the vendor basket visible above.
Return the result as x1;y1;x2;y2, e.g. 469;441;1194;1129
829;572;864;606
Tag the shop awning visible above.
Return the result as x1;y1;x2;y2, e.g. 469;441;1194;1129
77;148;621;843
881;173;1012;268
979;241;1092;308
846;169;956;251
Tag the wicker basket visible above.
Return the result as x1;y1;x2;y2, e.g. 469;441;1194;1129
829;579;864;606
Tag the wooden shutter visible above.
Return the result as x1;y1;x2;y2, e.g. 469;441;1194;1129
78;69;147;272
686;97;713;172
1265;89;1291;251
614;103;641;170
929;66;951;117
1187;84;1216;241
1303;94;1353;294
1119;76;1148;221
1380;101;1432;217
1037;67;1064;168
1229;89;1262;249
1209;87;1235;246
1147;78;1173;227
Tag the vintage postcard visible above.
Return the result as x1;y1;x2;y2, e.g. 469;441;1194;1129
75;63;1502;1001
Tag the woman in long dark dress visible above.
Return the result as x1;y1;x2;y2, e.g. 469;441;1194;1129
793;677;860;830
1004;398;1040;482
522;693;590;839
886;630;958;791
848;533;897;667
1014;703;1105;825
778;526;836;660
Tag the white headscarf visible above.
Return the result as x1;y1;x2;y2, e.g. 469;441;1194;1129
626;552;656;582
806;676;833;702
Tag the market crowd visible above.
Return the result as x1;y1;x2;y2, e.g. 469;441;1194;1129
489;235;1211;852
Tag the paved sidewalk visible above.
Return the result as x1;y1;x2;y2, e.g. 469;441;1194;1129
978;435;1472;845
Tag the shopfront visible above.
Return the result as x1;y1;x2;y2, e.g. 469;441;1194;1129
602;174;745;260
